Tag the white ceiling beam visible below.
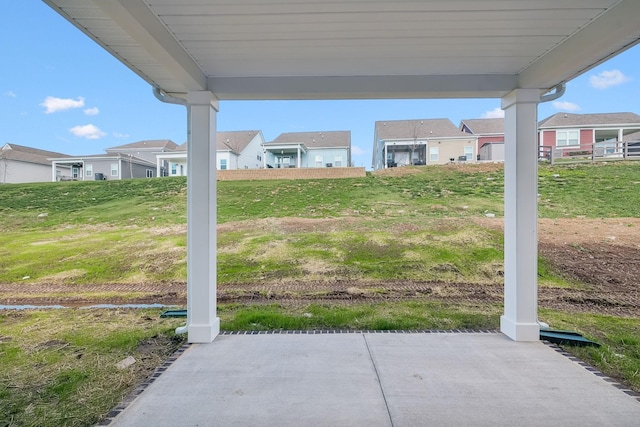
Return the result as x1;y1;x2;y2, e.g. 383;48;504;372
92;0;206;92
208;74;517;100
519;0;640;89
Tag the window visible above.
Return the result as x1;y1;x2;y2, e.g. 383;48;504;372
85;164;93;177
220;159;227;170
72;167;79;179
315;155;323;167
111;163;118;176
556;130;579;146
429;147;439;162
146;169;154;178
171;163;177;175
334;155;342;167
257;153;262;161
464;146;473;161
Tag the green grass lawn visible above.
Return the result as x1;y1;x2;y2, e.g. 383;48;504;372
1;161;640;425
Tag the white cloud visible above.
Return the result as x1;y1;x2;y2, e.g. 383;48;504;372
481;107;504;119
84;107;99;116
6;91;16;98
351;145;364;156
552;101;581;112
41;96;85;114
589;69;630;89
113;132;130;138
69;124;106;140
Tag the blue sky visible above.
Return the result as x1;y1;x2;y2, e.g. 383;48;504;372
2;2;639;169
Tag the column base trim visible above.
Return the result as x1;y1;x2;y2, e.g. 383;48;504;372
188;318;220;343
500;316;539;341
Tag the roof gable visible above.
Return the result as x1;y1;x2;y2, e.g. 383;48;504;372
216;130;260;153
460;118;504;135
0;143;70;166
375;119;472;140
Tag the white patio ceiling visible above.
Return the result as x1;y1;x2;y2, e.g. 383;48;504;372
44;0;640;99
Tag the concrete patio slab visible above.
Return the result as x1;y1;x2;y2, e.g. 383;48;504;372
109;332;640;427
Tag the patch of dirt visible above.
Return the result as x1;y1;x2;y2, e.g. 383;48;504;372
2;218;640;317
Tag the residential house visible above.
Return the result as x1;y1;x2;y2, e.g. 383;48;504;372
460;118;505;161
49;153;158;181
106;139;179;177
155;131;266;176
156;142;187;177
0;143;71;184
217;131;266;170
372;119;478;170
263;131;351;168
538;112;640;155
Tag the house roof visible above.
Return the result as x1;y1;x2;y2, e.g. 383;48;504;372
216;130;260;153
265;131;351;148
105;139;179;151
48;153;156;167
375;119;473;140
538;112;640;128
170;131;261;153
43;1;640;100
1;143;70;166
460;118;504;135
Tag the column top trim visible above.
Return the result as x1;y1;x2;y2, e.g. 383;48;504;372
501;89;541;110
187;91;220;111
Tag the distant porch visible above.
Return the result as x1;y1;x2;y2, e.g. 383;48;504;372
384;143;427;168
263;143;307;168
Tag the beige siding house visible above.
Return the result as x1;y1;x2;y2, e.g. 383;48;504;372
372;119;478;170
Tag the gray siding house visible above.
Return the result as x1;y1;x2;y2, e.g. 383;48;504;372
49;140;177;181
49;154;158;181
106;140;179;177
0;143;71;184
263;131;351;168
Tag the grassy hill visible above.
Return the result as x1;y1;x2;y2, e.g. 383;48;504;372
1;161;639;286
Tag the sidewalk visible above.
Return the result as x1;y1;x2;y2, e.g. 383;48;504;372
108;332;640;426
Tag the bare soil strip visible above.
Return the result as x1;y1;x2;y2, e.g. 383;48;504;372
1;218;639;317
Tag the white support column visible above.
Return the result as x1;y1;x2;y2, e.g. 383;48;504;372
384;144;388;169
297;147;301;168
500;89;541;341
186;90;220;343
